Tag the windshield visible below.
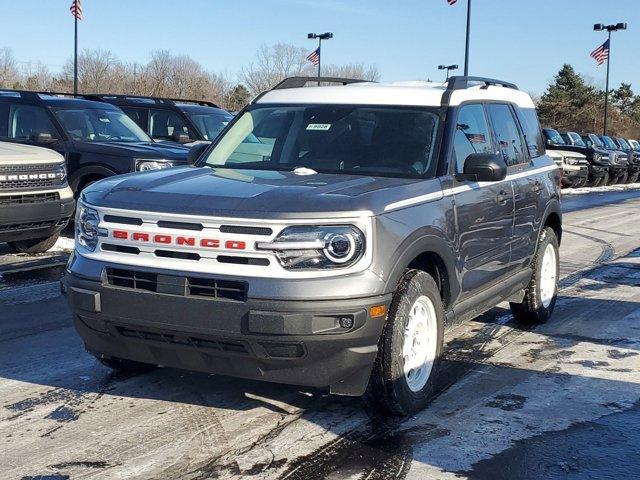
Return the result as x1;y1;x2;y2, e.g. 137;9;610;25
567;132;586;147
54;108;151;143
544;128;565;145
585;134;604;148
616;138;631;150
600;136;617;149
187;112;233;141
202;105;441;178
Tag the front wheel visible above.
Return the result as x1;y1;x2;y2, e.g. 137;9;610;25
510;227;559;325
365;270;444;416
8;233;60;254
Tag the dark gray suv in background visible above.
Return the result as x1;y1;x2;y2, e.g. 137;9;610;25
63;76;562;415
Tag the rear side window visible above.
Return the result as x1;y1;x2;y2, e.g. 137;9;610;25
452;104;493;173
515;107;544;158
487;104;527;166
121;107;148;132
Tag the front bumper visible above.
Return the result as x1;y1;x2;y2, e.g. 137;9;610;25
0;192;75;242
561;165;588;186
62;268;391;396
587;163;608;179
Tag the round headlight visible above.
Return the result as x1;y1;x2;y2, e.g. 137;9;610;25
324;232;356;263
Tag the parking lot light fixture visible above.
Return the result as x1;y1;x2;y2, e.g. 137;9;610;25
307;32;333;85
593;22;627;135
438;64;459;81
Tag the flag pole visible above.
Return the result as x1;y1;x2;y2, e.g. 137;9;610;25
464;0;471;76
317;37;322;86
603;30;611;135
73;8;78;94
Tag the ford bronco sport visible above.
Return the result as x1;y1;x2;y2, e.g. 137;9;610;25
63;76;562;415
0;141;74;253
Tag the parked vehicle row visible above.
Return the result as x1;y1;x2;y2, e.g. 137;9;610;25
0;90;233;197
542;127;640;187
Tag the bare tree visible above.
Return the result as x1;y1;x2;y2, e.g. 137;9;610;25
63;49;127;93
241;43;314;95
322;63;380;82
0;48;20;88
21;62;54;91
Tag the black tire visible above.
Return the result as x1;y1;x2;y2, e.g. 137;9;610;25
365;270;444;416
626;172;639;184
8;233;60;254
619;172;629;184
96;356;157;374
510;227;559;325
607;172;617;185
601;172;609;186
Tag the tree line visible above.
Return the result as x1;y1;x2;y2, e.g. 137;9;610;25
537;64;640;138
0;45;379;111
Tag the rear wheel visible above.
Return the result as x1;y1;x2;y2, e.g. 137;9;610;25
8;233;60;254
510;227;559;325
365;270;444;416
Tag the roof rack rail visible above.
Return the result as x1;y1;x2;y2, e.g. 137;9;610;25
0;89;43;102
272;76;370;90
87;93;220;108
446;76;519;91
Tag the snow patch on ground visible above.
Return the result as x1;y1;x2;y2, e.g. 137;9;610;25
49;235;74;253
562;182;640;195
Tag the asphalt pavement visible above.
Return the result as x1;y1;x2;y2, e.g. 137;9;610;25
1;187;640;480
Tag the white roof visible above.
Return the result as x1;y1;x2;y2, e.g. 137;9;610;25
257;80;535;109
0;141;64;165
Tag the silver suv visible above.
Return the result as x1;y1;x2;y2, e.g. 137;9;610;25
0;142;74;253
63;76;562;415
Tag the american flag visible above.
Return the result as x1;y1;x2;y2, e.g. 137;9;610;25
306;47;320;66
590;39;610;66
70;0;83;20
447;0;457;5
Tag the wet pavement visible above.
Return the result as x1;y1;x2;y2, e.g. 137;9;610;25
1;188;640;479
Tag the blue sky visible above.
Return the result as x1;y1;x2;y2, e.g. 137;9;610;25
2;0;639;95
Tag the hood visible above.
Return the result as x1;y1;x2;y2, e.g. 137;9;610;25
0;141;64;165
81;166;431;218
73;141;189;161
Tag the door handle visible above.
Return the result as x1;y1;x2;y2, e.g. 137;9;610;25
495;190;510;204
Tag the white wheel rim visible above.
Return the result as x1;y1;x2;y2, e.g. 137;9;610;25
403;295;438;392
539;243;557;308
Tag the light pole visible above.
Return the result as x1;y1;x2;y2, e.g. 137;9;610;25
464;0;471;76
594;22;627;135
438;64;459;81
307;32;333;85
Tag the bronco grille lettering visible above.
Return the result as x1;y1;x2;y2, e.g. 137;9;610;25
109;230;244;250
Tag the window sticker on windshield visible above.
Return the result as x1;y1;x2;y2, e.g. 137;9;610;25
99;117;111;123
306;123;331;131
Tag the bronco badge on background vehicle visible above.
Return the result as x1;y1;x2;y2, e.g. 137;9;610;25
63;76;562;415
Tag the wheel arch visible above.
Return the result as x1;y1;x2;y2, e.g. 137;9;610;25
384;232;459;309
69;165;118;195
541;199;562;245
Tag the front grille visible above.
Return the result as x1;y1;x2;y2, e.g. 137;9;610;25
0;163;61;173
116;326;249;354
0;192;59;206
0;163;65;191
105;268;248;301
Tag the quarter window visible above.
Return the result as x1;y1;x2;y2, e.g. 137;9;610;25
453;104;493;173
487;104;527;166
515;107;544;158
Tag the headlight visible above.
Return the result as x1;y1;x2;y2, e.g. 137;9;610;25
75;203;104;252
256;225;365;270
57;163;67;183
564;157;579;165
135;159;175;171
593;154;602;162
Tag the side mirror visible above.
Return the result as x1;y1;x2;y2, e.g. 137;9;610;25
171;131;191;144
30;132;56;144
461;153;507;182
187;142;210;166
